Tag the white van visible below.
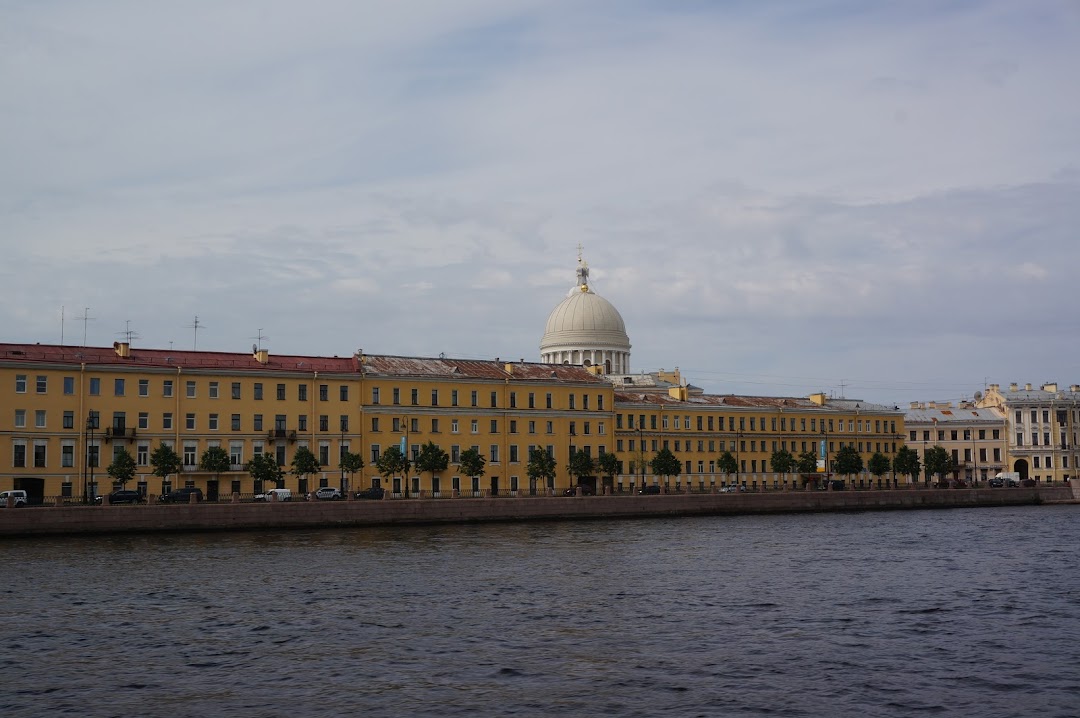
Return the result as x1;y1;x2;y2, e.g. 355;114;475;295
0;490;28;507
254;488;292;502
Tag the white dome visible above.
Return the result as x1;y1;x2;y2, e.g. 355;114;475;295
539;258;631;373
542;287;628;346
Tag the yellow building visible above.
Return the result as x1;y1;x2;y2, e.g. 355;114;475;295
0;257;907;503
1;339;904;501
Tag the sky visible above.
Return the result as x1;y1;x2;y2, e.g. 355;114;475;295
2;0;1078;407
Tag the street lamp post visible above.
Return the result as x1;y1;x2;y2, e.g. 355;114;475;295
85;413;98;503
340;430;346;494
736;429;742;488
638;426;645;491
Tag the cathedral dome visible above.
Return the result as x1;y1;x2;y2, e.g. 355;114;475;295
540;256;631;374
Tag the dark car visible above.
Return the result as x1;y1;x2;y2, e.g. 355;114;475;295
638;485;661;495
564;485;596;496
159;487;204;503
354;487;385;500
988;478;1005;488
96;489;143;505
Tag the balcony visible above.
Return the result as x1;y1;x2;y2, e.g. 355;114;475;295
267;429;298;443
104;427;136;443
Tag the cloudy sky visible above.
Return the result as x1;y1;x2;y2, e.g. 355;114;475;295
3;0;1078;406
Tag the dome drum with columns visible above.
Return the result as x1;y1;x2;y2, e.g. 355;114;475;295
540;254;631;374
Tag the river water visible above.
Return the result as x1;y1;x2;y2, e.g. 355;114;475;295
2;505;1078;718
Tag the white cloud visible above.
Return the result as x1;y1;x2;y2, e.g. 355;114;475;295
1;0;1078;405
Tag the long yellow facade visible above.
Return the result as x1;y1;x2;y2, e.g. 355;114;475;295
1;342;905;502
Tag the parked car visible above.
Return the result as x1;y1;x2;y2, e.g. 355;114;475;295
1021;479;1037;487
354;487;385;500
96;489;143;505
720;485;743;493
638;485;661;495
0;489;28;507
563;485;595;496
988;477;1005;488
310;487;343;501
159;487;204;503
254;488;292;502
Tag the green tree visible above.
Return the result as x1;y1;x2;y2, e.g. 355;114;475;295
770;448;795;477
833;445;864;478
459;447;486;488
567;450;596;488
150;444;182;486
247;452;283;489
526;447;556;492
924;445;955;485
717;450;738;476
650;447;681;487
107;446;137;488
868;452;891;484
199;446;232;486
893;446;922;484
339;451;364;490
290;446;321;488
796;451;819;475
596;451;620;490
414;441;449;492
375;445;410;494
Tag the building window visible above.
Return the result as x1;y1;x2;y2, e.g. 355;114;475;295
208;381;219;399
490;445;499;462
451;420;459;433
35;410;46;428
510;392;517;409
62;444;75;467
528;393;535;409
371;417;380;432
318;384;328;402
255;383;264;400
13;443;26;467
63;411;74;429
546;421;553;434
186;380;196;398
186;414;196;430
372;387;380;405
431;418;440;433
320;415;329;431
451;390;459;407
232;382;241;399
431;389;439;406
64;377;75;395
509;420;517;434
275;415;287;431
36;375;47;393
471;391;478;407
15;375;27;393
163;413;173;430
230;443;243;467
340;416;349;431
340;386;349;402
298;384;307;402
254;415;263;431
277;384;286;400
34;442;47;467
231;414;241;431
184;444;197;466
471;420;479;434
510;445;519;462
411;388;419;406
490;419;499;433
209;414;219;431
529;421;536;434
569;394;576;410
90;377;101;396
298;415;308;431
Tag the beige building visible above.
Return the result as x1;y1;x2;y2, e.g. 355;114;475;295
977;382;1080;483
904;402;1006;484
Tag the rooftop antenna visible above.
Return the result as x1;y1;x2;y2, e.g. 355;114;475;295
75;307;95;346
60;306;65;346
251;329;269;351
186;315;204;350
838;379;847;399
116;320;140;345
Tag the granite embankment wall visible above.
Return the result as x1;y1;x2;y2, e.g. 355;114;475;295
2;485;1077;537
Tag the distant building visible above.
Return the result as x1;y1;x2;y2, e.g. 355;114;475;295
904;401;1006;484
977;382;1080;483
